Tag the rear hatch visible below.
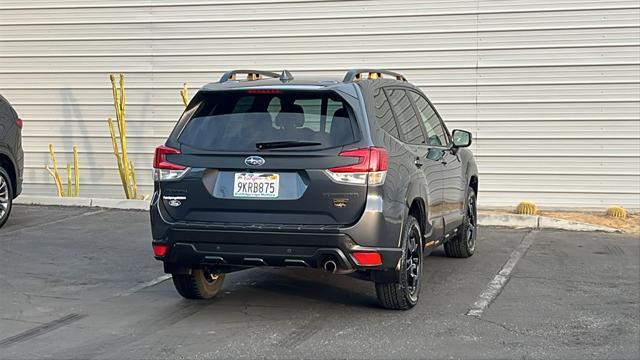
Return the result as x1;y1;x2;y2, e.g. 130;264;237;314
156;89;371;226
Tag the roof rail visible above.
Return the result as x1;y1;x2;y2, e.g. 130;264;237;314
343;69;407;82
219;69;280;83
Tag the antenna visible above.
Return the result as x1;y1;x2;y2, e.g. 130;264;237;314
279;69;294;83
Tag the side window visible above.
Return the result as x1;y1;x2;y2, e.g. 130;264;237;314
373;88;400;138
386;88;426;145
410;91;448;147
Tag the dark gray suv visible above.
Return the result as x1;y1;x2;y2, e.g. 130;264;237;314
150;69;478;309
0;95;24;228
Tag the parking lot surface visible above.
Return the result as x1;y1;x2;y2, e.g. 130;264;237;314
1;205;638;359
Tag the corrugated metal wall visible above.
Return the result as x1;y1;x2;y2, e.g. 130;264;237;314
1;0;639;209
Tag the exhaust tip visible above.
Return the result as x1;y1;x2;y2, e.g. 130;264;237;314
322;259;338;274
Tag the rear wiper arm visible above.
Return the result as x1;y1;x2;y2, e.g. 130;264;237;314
256;140;322;150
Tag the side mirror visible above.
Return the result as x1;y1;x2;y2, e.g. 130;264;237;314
452;129;472;148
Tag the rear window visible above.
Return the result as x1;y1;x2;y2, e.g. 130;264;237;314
178;91;357;151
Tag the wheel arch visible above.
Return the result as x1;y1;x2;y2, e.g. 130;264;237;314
0;149;17;197
469;174;478;197
408;197;427;246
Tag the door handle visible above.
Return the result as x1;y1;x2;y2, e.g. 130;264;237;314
414;157;423;168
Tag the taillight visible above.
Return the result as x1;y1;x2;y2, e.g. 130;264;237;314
351;251;383;266
152;243;169;257
16;118;23;129
152;145;189;181
325;147;388;185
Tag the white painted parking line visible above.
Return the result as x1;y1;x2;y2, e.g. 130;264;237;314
116;274;172;297
467;231;536;317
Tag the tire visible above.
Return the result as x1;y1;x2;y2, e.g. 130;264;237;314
0;167;13;229
444;186;477;258
172;268;225;300
375;215;423;310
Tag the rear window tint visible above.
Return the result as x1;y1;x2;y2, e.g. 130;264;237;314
178;91;356;151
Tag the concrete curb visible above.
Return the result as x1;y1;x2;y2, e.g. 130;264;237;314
478;213;622;233
15;195;149;211
15;196;622;233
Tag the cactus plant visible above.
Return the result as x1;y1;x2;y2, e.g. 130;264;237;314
45;144;80;197
606;206;627;219
515;201;538;215
107;73;137;199
180;83;189;107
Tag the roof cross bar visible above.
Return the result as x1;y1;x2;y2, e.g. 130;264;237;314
343;69;407;82
219;69;280;83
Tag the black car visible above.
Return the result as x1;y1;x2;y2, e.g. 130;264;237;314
150;69;478;309
0;95;24;228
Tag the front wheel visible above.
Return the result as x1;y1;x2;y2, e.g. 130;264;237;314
375;215;423;310
172;268;225;299
444;186;477;258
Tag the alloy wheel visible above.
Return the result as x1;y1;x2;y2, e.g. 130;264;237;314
0;175;9;220
405;223;422;299
466;194;477;252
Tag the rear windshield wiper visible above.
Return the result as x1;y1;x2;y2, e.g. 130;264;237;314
256;140;322;150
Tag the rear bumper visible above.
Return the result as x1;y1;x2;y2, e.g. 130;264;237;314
154;226;402;275
150;198;403;277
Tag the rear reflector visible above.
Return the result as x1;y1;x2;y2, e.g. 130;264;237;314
16;118;23;129
351;251;383;266
153;244;169;257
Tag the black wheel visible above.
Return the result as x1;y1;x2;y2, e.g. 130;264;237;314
375;215;423;310
0;167;13;229
444;186;477;258
172;268;225;299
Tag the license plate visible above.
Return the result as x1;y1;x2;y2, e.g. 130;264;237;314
233;173;279;198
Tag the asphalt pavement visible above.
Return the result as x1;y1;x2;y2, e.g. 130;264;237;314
0;205;638;359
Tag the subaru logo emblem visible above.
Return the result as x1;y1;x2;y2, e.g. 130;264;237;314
245;156;265;167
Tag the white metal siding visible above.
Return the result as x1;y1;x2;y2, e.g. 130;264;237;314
1;0;639;209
